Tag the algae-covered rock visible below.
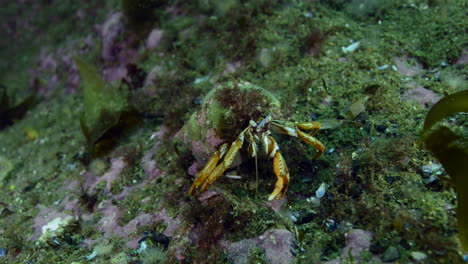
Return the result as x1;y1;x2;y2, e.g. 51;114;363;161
180;81;281;165
38;215;76;246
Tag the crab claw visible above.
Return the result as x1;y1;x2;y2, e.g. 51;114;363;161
265;136;290;200
188;143;229;196
268;151;290;200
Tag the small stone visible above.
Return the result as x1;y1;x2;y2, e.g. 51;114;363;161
402;83;442;107
341;229;372;260
382;246;400;262
146;29;163;51
315;183;327;198
410;251;427;261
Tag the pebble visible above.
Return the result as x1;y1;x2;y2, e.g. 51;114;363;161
382;246;400;262
410;251;427;261
315;183;327;198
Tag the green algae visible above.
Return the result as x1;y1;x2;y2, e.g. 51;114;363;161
74;57;140;157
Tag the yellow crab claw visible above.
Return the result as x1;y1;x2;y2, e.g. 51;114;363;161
268;151;290;200
188;143;229;195
200;136;244;191
264;136;289;200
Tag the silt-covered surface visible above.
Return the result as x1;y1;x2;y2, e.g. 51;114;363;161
0;0;466;263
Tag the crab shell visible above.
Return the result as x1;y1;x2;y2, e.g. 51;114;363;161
180;81;281;166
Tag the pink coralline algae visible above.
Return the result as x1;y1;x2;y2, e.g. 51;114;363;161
100;12;125;62
29;208;75;241
29;35;94;95
146;29;164;51
223;229;296;264
83;158;126;194
395;55;423;77
402;82;442;107
323;229;374;264
341;229;372;260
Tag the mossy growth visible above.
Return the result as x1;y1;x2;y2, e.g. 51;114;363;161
213;81;281;141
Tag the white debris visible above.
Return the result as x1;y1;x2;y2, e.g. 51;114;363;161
410;251;428;261
137;240;148;254
378;64;389;70
315;183;327;198
342;41;360;54
86;250;97;261
194;76;209;84
38;215;74;244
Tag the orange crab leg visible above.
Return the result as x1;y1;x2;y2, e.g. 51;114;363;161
200;128;247;191
266;136;290;200
295;127;325;159
296;121;321;136
188;143;228;195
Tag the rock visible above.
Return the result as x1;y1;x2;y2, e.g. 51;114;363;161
341;229;372;260
101;13;125;62
38;215;76;246
323;229;373;264
410;251;427;261
146;29;163;51
402;82;442;107
382;246;400;262
395;56;423;77
225;229;295;264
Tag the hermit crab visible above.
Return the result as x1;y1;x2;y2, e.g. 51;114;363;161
181;81;325;200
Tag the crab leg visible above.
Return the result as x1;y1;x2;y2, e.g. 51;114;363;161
200;128;247;191
295;127;325;159
265;136;290;200
271;122;325;160
296;121;321;136
188;143;229;195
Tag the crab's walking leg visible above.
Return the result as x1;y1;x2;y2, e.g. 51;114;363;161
295;127;326;159
271;122;326;160
188;143;228;195
265;136;290;200
296;122;321;136
200;128;247;191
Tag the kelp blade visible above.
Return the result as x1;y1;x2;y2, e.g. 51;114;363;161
423;126;468;253
422;89;468;135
